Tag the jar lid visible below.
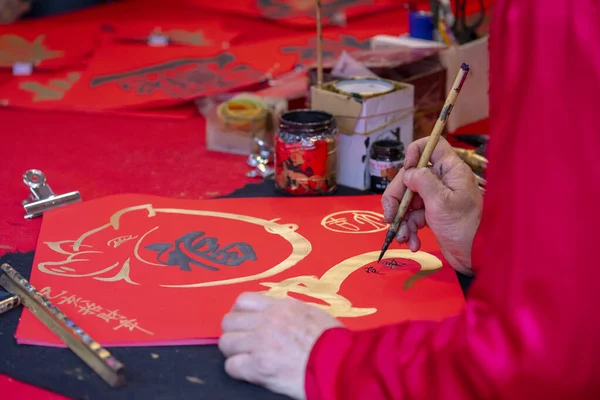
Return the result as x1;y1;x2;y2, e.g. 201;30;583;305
372;139;404;158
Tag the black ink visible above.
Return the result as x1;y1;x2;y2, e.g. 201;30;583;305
438;163;444;177
257;0;373;20
89;53;264;99
145;232;257;272
364;266;384;275
364;137;370;148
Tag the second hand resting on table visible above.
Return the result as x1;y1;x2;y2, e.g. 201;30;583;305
218;136;482;400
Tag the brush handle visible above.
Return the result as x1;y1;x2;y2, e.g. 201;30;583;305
390;64;470;232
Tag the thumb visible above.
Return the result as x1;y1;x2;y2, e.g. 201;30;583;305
403;167;448;204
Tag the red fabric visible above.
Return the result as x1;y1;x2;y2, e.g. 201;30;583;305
0;374;69;400
305;0;600;399
0;109;255;256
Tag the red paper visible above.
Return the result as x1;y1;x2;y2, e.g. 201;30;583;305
16;194;465;347
264;29;395;68
54;43;298;110
0;70;196;118
183;0;397;27
108;21;240;51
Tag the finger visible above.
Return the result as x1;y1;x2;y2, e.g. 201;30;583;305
224;353;257;383
221;311;263;332
404;136;456;168
407;232;421;252
219;331;254;357
381;166;409;222
232;292;273;312
410;193;424;210
403;167;450;207
381;172;403;223
395;220;410;243
407;208;426;229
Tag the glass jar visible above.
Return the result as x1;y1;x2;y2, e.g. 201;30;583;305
369;139;405;193
274;109;338;195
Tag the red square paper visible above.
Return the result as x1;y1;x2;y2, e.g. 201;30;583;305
16;194;465;347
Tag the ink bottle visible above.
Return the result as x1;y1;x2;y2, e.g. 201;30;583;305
369;139;405;193
274;109;338;195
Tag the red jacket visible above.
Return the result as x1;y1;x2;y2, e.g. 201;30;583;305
305;0;600;398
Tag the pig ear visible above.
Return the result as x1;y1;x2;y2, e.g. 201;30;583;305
45;240;91;255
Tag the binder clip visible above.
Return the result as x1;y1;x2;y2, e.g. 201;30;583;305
21;169;81;219
12;62;34;76
147;29;169;47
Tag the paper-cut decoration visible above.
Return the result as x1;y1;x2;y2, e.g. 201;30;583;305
19;72;80;101
0;24;98;71
0;35;63;67
16;194;465;347
321;210;388;234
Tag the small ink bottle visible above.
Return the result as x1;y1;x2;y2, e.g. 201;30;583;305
369;139;404;193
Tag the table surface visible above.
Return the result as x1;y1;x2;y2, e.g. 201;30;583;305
0;180;472;400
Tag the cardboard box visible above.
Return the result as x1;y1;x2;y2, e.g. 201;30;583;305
310;80;414;190
307;54;446;142
439;35;489;131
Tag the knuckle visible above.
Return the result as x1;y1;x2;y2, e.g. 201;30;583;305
254;352;276;377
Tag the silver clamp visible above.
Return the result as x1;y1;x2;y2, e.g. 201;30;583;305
246;138;274;179
21;169;81;219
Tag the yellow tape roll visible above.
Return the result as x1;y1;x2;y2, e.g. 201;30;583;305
217;94;268;133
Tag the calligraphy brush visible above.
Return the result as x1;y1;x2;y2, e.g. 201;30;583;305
378;63;471;263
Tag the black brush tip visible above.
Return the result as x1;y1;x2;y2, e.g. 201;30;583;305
461;63;470;71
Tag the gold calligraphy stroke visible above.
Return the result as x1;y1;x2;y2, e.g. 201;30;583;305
259;250;443;318
39;204;312;288
164;30;213;47
0;34;64;67
19;72;81;102
321;210;388;234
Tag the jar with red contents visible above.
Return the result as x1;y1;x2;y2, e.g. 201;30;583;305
274;110;338;195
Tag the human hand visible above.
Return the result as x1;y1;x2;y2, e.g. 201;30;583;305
381;136;483;276
219;292;343;400
0;0;30;24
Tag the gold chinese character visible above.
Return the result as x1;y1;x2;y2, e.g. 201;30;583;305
113;318;154;335
57;294;80;307
96;309;124;323
78;301;103;316
39;286;68;300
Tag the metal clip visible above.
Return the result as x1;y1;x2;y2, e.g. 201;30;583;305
247;138;274;179
21;169;81;219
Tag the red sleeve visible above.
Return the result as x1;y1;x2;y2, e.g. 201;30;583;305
305;0;600;398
